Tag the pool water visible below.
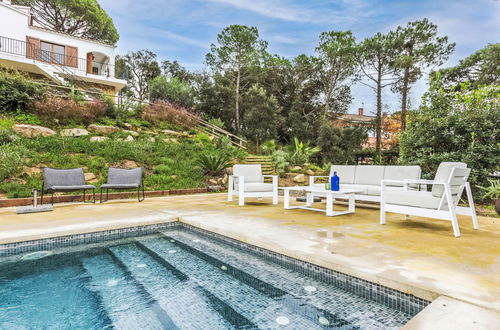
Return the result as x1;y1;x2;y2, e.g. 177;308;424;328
0;227;421;329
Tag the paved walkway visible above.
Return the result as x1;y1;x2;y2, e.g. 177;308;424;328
0;193;499;327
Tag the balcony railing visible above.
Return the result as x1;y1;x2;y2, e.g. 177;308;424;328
0;35;122;79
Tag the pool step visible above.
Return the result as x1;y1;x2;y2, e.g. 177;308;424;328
137;235;329;329
167;230;395;329
108;244;242;330
81;254;173;330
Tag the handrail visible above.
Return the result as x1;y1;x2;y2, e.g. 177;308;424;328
0;35;120;79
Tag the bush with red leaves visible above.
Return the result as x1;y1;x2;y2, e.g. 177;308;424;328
31;97;107;125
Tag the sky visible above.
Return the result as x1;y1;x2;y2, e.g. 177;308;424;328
99;0;500;114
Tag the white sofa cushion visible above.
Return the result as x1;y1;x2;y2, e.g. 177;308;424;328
340;184;370;194
330;165;356;184
354;166;385;185
383;166;421;187
385;190;442;209
233;165;263;183
431;162;467;197
242;183;275;192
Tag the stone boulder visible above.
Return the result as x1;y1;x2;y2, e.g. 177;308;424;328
123;160;138;168
123;130;139;137
292;166;302;172
293;174;306;183
124;135;134;142
60;128;89;137
305;169;315;176
13;124;55;138
23;166;41;176
87;124;119;135
90;136;108;142
161;129;188;137
84;172;98;183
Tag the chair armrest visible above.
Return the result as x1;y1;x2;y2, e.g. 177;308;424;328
403;179;446;185
309;176;329;185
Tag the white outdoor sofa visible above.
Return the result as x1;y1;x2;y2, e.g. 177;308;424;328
381;162;478;237
228;164;278;206
309;165;422;202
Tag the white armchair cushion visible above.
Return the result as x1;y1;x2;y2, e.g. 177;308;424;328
385;190;442;209
243;183;275;192
431;162;467;198
354;165;385;185
233;164;263;183
383;166;421;187
330;165;356;184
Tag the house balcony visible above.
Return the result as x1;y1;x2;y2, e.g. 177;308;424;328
0;35;126;91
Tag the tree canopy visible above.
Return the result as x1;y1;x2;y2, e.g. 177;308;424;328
206;25;268;133
436;43;500;90
392;18;455;130
14;0;119;44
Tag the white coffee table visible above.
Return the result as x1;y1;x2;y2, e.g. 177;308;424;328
280;186;362;217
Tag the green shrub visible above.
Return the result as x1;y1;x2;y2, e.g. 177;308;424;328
287;137;320;166
0;129;15;146
0;144;26;181
0;70;43;114
400;78;500;189
272;149;289;177
0;118;15;129
13;112;41;125
154;164;171;175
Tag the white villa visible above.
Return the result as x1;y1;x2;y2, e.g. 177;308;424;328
0;0;126;95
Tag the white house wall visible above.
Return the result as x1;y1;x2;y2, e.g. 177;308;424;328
0;4;117;67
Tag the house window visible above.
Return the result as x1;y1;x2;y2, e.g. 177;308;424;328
40;41;65;65
92;66;99;75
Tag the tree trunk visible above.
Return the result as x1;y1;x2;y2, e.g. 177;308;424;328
375;69;382;164
400;67;409;131
235;69;241;134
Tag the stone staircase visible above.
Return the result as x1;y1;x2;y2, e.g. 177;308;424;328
241;155;275;176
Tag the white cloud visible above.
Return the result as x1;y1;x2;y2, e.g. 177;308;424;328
148;28;208;49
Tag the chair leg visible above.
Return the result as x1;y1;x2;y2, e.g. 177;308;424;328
380;203;386;225
272;190;278;205
444;184;460;237
450;211;461;238
100;188;103;203
465;182;479;230
238;190;244;206
83;189;86;203
51;193;54;205
92;188;96;204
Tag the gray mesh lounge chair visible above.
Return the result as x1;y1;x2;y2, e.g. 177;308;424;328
100;167;145;203
41;168;96;205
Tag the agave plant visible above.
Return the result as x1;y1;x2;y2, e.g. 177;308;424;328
195;153;232;176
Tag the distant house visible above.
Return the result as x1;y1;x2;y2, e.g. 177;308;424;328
332;107;396;149
0;0;126;96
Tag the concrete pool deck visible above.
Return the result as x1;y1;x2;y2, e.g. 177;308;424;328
0;193;499;328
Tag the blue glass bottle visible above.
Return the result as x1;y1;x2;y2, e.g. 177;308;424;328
331;171;340;191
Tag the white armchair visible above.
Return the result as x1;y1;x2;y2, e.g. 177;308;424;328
228;164;278;206
380;162;478;237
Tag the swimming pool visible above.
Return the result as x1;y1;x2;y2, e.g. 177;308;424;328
0;224;428;329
